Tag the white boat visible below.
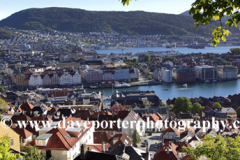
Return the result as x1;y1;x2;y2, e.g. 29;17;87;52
183;84;188;87
90;85;98;89
205;80;210;83
114;83;131;88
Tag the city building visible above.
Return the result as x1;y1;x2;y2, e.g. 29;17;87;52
172;68;196;83
161;68;172;82
83;69;103;83
194;65;217;81
217;65;238;80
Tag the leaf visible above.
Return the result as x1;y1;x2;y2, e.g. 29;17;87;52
213;16;220;21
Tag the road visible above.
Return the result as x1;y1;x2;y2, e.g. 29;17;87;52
138;133;162;159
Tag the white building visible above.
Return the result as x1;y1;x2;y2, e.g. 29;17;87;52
153;68;161;81
217;65;238;80
29;74;43;87
60;72;73;85
121;111;145;137
34;117;94;160
72;71;81;84
161;68;172;82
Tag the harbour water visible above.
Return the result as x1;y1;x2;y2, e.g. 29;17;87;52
91;46;240;101
88;80;240;101
95;46;240;54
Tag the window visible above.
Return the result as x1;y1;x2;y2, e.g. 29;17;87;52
10;139;14;146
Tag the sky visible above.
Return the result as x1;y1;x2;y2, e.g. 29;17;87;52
0;0;194;20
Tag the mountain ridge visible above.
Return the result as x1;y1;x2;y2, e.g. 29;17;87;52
0;7;237;36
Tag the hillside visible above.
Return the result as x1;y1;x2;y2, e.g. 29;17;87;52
0;7;237;36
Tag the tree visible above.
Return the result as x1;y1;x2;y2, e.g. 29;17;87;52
133;58;138;64
147;75;152;80
0;85;4;92
230;48;240;54
0;135;22;160
192;102;204;115
226;62;232;65
212;102;222;109
169;104;174;112
0;98;8;112
144;55;151;62
173;97;192;113
236;107;240;116
24;146;45;160
132;130;141;147
183;134;240;160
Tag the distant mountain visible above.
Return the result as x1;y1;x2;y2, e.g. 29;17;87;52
180;10;192;17
0;7;238;36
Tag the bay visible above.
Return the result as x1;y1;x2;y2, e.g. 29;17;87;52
91;46;240;102
87;79;240;102
95;46;240;54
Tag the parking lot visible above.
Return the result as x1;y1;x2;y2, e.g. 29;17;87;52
138;133;162;159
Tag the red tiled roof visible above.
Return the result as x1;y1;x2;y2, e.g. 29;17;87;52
12;128;33;139
163;127;180;136
87;144;110;153
20;102;34;111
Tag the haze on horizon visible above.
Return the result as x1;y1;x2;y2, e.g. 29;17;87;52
0;0;193;21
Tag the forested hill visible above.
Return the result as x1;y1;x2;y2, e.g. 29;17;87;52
0;7;237;36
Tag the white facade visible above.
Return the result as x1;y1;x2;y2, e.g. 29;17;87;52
161;68;172;82
72;71;81;84
121;112;145;137
29;74;43;86
60;72;73;85
153;68;161;80
130;68;140;80
36;119;94;160
103;72;113;81
217;65;238;80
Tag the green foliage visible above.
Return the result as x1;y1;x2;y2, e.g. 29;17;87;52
147;75;152;80
78;58;86;61
124;59;141;71
169;104;174;112
0;28;13;39
230;48;240;54
144;55;151;62
188;0;240;46
236;107;240;116
132;130;141;146
0;98;8;111
25;146;45;160
183;135;240;160
133;58;137;64
173;97;192;113
0;85;4;92
0;8;228;36
226;62;232;65
0;135;22;160
65;49;70;53
192;102;204;115
221;60;227;65
213;102;223;109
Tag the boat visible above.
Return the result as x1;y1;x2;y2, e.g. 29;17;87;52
114;83;131;88
163;88;169;90
183;84;188;87
90;85;98;89
205;80;210;83
212;80;217;82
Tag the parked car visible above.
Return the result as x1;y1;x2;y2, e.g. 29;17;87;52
141;142;146;147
